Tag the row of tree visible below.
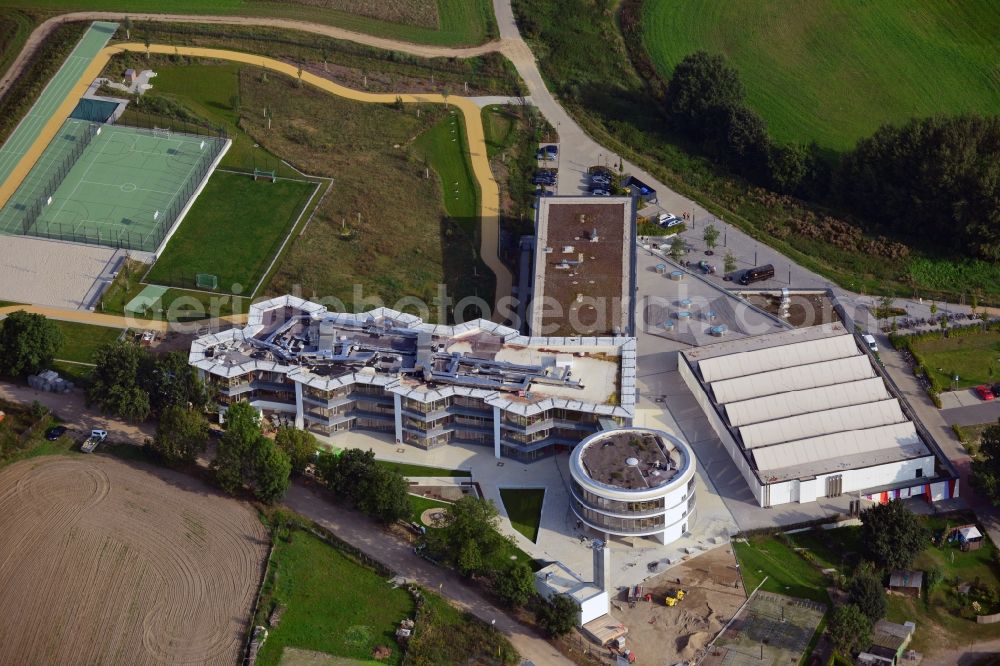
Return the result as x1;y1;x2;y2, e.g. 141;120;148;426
314;448;411;524
828;500;928;657
665;52;1000;261
89;341;207;422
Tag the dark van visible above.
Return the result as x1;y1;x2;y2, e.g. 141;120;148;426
739;264;775;285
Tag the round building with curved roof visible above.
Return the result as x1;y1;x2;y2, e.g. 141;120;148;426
569;427;696;544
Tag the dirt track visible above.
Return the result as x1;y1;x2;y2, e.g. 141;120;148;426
0;455;268;665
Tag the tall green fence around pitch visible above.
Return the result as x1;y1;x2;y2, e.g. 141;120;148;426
19;124;228;253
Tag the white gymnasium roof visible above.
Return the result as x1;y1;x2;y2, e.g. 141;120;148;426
724;377;891;427
683;324;932;483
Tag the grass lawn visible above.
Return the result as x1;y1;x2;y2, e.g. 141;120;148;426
409;494;452;522
145;171;316;293
732;536;830;603
51;320;123;364
0;0;496;46
378;460;471;477
413;110;480;225
641;0;1000;150
911;331;1000;390
498;488;544;543
255;528;414;666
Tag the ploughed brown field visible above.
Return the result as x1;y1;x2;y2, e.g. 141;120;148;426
0;456;269;665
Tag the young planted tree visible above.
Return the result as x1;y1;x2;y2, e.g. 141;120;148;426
669;235;685;261
123;16;133;41
703;223;720;251
0;311;62;377
724;251;737;274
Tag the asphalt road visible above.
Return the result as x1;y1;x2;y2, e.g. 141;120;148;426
941;401;1000;427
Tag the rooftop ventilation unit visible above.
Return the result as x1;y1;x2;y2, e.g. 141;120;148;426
562;245;575;253
543;246;554;253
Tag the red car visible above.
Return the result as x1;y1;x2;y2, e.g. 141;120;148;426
976;385;995;401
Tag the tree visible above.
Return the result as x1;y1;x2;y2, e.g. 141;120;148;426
88;341;150;421
537;594;578;637
724;251;737;274
492;561;535;608
859;500;928;570
425;496;506;566
669;235;685;261
703;223;720;251
316;448;409;523
457;539;484;577
253;437;291;503
143;33;150;58
704;103;769;170
144;351;207;416
828;604;872;656
153;404;208;464
214;401;262;495
837;115;1000;261
665;51;745;137
972;421;1000;503
0;311;62;377
848;564;886;623
274;427;318;474
123;16;133;40
357;464;410;524
766;143;807;194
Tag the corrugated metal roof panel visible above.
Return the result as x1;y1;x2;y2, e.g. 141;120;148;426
753;422;925;471
698;333;858;383
739;399;905;449
711;355;874;405
724;377;890;427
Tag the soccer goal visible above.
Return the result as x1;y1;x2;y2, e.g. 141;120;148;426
196;273;219;290
253;167;277;183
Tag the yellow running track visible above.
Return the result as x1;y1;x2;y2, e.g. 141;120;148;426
0;42;512;316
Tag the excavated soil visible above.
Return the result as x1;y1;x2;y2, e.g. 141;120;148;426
0;456;268;665
609;546;746;664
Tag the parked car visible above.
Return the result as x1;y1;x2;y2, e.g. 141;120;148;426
657;213;682;228
591;174;611;184
543;145;558;156
532;175;555;186
45;425;67;441
590;188;610;196
976;385;995;401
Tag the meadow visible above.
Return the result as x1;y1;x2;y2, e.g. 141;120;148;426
641;0;1000;150
0;0;496;46
911;330;1000;390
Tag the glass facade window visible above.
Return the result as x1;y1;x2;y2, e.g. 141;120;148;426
573;500;665;533
571;481;666;514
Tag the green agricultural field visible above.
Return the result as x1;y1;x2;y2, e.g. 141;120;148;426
0;0;496;46
911;331;1000;390
498;488;544;543
641;0;1000;150
254;528;414;666
145;171;316;293
51;320;122;364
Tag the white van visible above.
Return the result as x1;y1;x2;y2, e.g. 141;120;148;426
862;334;878;353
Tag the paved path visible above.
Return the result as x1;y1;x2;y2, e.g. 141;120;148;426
0;303;247;333
283;482;571;666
